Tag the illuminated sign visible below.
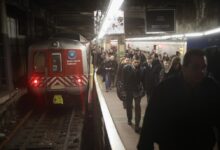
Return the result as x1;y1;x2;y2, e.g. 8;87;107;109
68;51;76;59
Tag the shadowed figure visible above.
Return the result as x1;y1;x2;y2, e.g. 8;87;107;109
138;49;220;150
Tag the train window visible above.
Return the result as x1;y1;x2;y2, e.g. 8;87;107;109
33;51;45;72
52;53;62;72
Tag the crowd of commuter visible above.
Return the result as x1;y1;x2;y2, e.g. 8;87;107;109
92;46;220;150
93;47;183;128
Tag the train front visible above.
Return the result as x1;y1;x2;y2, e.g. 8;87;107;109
27;39;89;107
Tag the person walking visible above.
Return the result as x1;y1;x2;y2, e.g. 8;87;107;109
160;56;181;82
143;56;153;101
116;56;130;108
138;49;220;150
103;55;114;92
123;55;145;133
148;53;162;99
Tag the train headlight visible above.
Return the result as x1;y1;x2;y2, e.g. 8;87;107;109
52;41;59;48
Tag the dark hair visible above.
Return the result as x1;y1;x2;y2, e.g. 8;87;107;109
154;53;158;58
124;53;129;58
183;49;205;67
176;51;180;56
133;54;141;61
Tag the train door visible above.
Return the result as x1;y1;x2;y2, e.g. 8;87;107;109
50;52;63;74
47;51;65;104
47;51;64;88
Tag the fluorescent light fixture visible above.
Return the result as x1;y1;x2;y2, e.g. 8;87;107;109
171;34;184;38
126;26;220;41
98;0;124;39
145;31;166;34
161;35;172;39
204;27;220;35
185;32;203;37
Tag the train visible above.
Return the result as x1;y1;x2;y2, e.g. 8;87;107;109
27;36;90;109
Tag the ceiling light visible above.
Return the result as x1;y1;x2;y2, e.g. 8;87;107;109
204;27;220;35
185;33;203;37
171;34;184;38
126;27;220;41
98;0;124;39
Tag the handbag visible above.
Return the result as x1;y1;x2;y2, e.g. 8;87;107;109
133;83;145;99
116;81;127;101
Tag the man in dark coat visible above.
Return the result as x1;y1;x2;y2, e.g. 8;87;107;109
138;49;220;150
142;56;153;101
150;53;162;96
116;57;130;107
123;55;144;133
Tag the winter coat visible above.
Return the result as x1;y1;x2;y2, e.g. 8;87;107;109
151;59;162;87
138;74;220;150
123;64;142;92
142;62;152;96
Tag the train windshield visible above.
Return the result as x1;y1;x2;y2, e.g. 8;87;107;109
52;53;62;72
33;51;45;72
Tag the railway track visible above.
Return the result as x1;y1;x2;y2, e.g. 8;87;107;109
1;107;84;150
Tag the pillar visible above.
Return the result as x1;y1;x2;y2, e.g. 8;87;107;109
0;0;14;90
117;34;125;59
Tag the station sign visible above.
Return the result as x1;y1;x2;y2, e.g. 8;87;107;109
145;9;176;33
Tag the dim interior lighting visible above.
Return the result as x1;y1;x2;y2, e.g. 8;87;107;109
98;0;124;39
126;26;220;41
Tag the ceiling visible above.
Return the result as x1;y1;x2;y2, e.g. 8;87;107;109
32;0;109;40
8;0;220;40
30;0;148;40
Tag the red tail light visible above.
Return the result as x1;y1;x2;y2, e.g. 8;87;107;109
77;78;82;83
75;77;84;86
30;76;40;87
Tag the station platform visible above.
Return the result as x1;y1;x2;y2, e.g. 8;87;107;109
95;75;219;150
96;75;148;150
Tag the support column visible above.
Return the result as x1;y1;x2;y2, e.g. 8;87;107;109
105;36;111;51
117;35;125;59
0;0;14;91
